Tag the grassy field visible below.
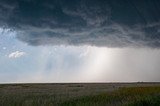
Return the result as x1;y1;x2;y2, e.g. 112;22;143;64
0;83;160;106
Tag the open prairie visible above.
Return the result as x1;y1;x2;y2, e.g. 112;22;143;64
0;83;160;106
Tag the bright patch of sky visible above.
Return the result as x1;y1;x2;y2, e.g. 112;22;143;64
0;28;160;83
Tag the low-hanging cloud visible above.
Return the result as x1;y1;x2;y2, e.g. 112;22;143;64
8;51;26;58
0;0;160;47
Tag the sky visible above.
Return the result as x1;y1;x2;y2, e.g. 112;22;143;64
0;0;160;83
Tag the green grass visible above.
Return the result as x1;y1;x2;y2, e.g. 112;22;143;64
60;87;160;106
0;84;160;106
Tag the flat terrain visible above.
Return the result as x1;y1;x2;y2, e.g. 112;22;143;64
0;83;160;106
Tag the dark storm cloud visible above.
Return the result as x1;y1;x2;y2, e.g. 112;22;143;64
0;0;160;47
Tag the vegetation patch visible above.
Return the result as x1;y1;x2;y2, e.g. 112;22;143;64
60;87;160;106
0;84;160;106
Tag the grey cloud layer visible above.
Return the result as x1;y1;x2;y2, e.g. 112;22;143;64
0;0;160;47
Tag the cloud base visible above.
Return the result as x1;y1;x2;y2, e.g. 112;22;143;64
0;0;160;48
